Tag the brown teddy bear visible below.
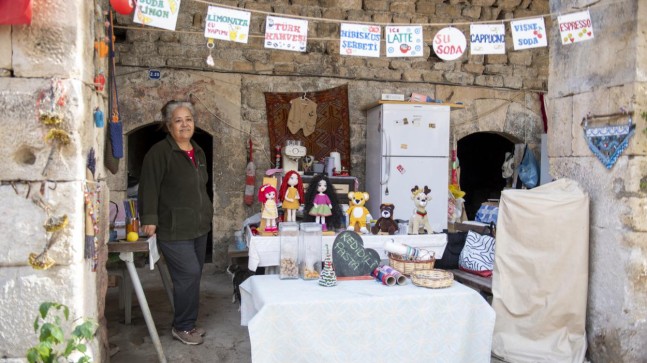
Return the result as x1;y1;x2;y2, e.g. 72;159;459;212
371;203;399;235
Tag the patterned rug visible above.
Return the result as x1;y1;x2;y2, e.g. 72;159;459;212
264;84;351;172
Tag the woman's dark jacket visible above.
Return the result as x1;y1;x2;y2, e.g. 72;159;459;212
138;135;213;241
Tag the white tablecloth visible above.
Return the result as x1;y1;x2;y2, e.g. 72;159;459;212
246;228;447;272
240;275;495;363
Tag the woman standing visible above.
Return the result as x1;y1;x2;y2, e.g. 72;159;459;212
139;100;213;345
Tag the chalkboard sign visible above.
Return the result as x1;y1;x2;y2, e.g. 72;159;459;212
332;231;381;277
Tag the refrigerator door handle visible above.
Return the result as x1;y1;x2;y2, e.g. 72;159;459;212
381;133;391;185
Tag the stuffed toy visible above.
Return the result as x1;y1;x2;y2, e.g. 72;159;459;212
371;203;399;235
278;170;304;222
304;174;344;232
258;184;278;232
346;191;371;234
408;185;432;235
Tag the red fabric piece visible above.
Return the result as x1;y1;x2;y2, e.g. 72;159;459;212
185;149;196;166
0;0;32;25
459;266;493;278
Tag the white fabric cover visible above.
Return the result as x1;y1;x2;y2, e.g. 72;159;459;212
492;179;589;363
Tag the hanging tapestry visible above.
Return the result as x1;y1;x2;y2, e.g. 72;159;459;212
583;118;635;169
264;84;351;172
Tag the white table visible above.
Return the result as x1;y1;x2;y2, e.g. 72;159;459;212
108;236;171;363
240;275;495;363
245;227;447;272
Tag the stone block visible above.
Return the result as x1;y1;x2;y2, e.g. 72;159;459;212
364;0;388;11
347;10;372;22
508;51;532;66
503;75;523;89
484;64;513;76
402;69;426;81
433;61;456;71
546;96;573;158
0;264;90;357
462;6;482;19
372;12;392;23
274;64;296;74
522;78;546;90
320;0;362;9
391;2;416;13
444;72;475;85
475;98;509;132
416;3;436;15
389;60;410;70
485;54;508;64
512;65;538;78
505;101;542;143
12;1;90;78
463;63;485;74
0;26;11;70
233;61;254;72
435;4;462;17
475;75;504;87
571;89;613;156
479;7;502;20
243;2;272;11
0;182;85;266
0;78;92;181
130;42;157;56
471;0;496;6
625;196;647;231
497;0;523;10
367;58;390;68
392;15;411;24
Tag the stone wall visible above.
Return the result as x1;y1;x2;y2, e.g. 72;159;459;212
112;0;548;268
548;0;647;361
0;0;107;361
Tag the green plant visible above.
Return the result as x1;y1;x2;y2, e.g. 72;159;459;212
26;302;97;363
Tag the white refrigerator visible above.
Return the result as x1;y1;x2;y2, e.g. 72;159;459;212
366;103;450;232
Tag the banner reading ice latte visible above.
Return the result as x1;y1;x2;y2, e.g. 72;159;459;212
470;24;505;55
204;6;250;43
265;16;308;52
134;0;181;31
339;23;381;57
558;11;594;45
385;26;423;57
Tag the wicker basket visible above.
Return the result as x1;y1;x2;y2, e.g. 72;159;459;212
411;269;454;289
388;252;436;276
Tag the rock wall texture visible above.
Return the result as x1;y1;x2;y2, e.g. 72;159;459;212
111;0;547;269
0;0;107;361
548;0;647;361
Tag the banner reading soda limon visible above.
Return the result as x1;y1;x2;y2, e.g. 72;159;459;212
133;0;181;31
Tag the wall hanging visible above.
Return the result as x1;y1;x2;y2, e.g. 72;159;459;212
582;110;635;169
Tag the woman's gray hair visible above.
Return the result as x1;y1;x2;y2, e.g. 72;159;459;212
161;100;196;130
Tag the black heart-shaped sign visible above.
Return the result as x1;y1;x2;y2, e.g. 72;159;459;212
332;231;381;277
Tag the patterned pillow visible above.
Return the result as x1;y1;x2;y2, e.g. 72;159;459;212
458;230;496;277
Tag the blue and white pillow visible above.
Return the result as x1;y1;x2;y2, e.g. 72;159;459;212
459;230;496;276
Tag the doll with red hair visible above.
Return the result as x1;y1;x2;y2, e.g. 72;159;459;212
258;184;278;232
279;171;304;223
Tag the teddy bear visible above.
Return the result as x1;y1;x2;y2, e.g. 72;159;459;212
346;191;371;234
371;203;399;235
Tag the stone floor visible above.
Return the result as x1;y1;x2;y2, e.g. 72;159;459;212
105;263;506;363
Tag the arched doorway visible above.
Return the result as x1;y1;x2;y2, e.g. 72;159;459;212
126;125;214;262
457;132;516;220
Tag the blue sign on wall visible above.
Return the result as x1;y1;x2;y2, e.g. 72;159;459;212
148;69;161;80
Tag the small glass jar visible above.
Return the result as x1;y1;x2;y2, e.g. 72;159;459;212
279;222;299;279
299;223;323;280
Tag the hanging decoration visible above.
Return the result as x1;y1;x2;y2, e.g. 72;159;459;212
470;24;506;55
105;10;123;174
204;6;251;43
206;38;215;66
339;23;381;58
37;80;72;177
110;0;135;15
134;0;181;31
94;71;106;92
287;93;317;136
582;112;635;169
558;10;594;45
386;26;423;57
94;107;104;128
0;0;31;25
432;27;466;61
94;40;109;58
510;17;547;50
28;183;69;271
264;16;308;52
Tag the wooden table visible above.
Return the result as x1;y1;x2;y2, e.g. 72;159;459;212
108;239;170;363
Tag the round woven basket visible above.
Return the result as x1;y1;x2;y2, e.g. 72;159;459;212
411;269;454;289
388;252;435;276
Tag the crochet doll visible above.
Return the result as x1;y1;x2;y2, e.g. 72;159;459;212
258;184;278;232
279;171;304;223
304;174;343;232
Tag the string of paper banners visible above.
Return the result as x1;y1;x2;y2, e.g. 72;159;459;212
132;0;594;61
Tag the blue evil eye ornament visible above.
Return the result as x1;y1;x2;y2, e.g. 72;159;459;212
94;107;104;128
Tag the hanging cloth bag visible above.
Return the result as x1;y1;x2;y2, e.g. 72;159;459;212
104;10;123;174
518;145;539;189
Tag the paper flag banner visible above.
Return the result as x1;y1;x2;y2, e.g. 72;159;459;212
204;6;250;43
265;16;308;52
133;0;181;31
558;11;594;45
510;17;547;50
433;27;466;61
470;24;506;55
385;26;423;57
339;23;381;57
